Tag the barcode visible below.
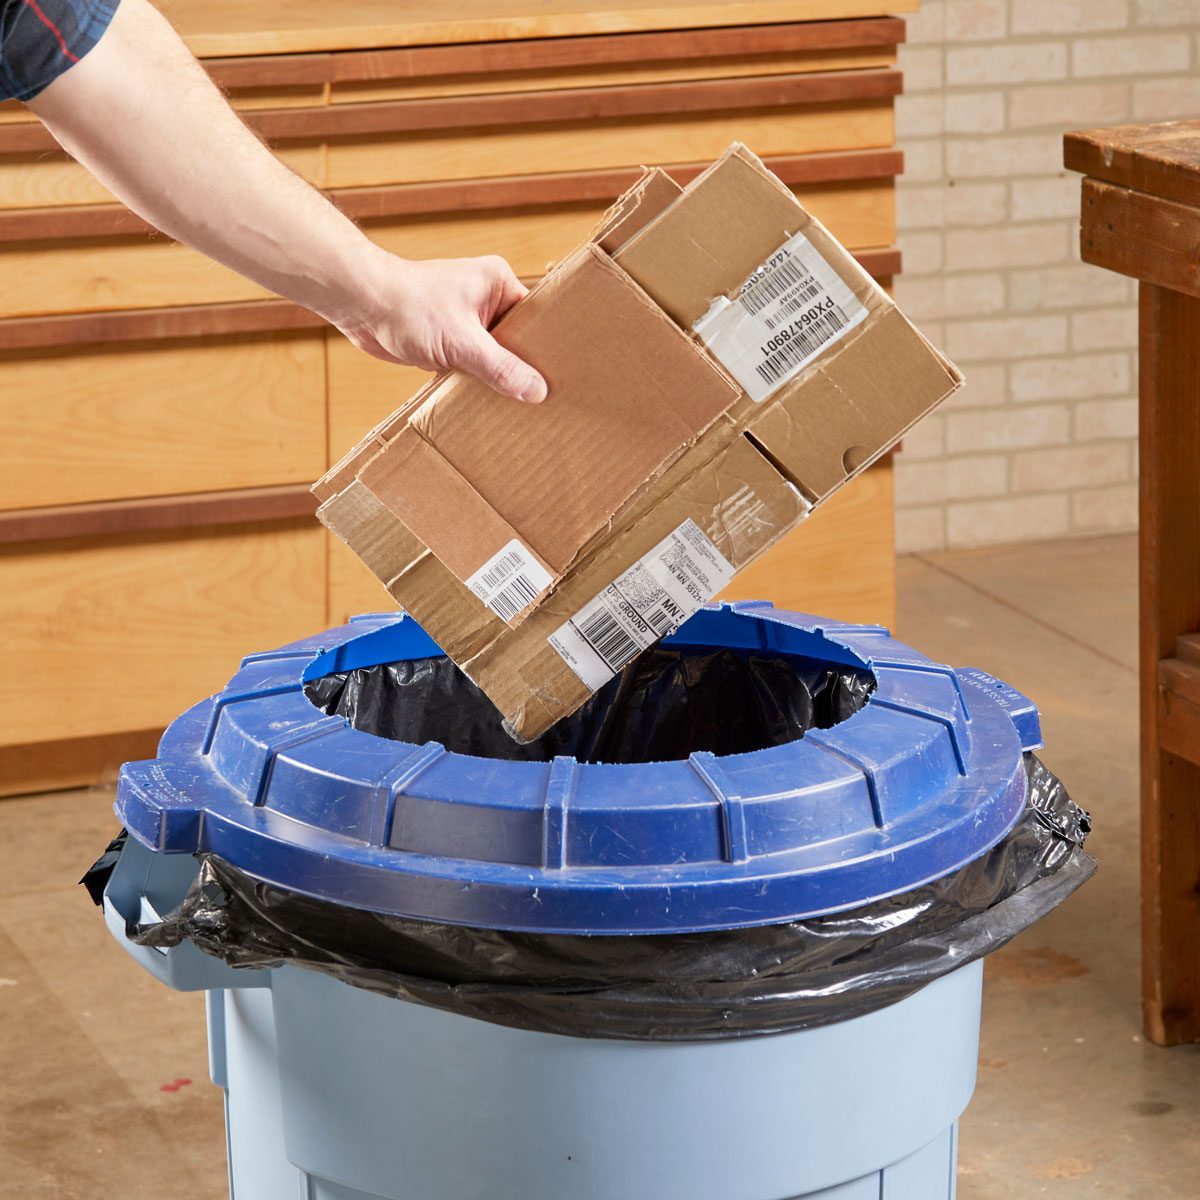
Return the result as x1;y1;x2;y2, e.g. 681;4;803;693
644;604;676;636
763;281;822;332
468;543;549;622
755;305;850;387
488;571;540;622
575;607;641;673
741;259;820;317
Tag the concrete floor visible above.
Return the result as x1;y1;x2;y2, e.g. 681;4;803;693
0;532;1196;1198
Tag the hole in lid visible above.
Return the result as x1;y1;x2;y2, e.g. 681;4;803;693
304;644;874;765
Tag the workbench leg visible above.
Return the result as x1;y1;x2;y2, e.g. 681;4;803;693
1139;284;1200;1045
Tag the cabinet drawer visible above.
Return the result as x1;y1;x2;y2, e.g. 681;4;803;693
0;143;325;211
0;332;326;509
0;236;265;318
721;458;896;627
0;521;326;745
327;101;894;189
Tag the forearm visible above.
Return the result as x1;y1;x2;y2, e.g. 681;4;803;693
27;0;377;327
25;0;545;401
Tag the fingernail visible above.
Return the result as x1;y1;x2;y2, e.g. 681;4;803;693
520;377;547;404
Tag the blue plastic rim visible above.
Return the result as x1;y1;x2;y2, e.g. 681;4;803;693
115;603;1041;935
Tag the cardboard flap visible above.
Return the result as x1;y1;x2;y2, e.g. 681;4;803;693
615;144;807;329
358;423;543;587
747;306;963;501
383;243;740;578
594;167;684;253
317;478;426;586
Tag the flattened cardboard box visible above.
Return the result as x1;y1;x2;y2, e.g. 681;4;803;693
316;144;963;740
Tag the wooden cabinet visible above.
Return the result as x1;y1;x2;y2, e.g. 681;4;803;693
0;0;915;794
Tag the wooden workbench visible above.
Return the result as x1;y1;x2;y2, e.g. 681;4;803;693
0;0;916;795
1066;122;1200;1046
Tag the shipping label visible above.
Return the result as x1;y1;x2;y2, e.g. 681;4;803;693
466;539;553;624
693;231;868;403
549;519;735;691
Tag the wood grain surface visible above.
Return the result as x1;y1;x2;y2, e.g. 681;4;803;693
0;522;326;743
0;333;326;510
155;0;917;56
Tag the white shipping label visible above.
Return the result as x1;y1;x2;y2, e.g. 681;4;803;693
466;539;553;624
693;231;869;403
549;519;735;692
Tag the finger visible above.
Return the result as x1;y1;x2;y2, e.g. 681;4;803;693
484;256;529;321
456;329;547;404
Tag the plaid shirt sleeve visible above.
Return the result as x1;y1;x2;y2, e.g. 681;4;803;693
0;0;119;102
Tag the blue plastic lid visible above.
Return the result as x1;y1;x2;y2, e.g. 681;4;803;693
116;603;1039;934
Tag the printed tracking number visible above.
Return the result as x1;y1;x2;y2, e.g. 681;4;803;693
756;303;851;386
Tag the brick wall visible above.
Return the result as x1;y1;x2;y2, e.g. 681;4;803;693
893;0;1196;551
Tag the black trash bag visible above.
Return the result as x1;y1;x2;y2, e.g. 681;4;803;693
95;753;1092;1042
303;644;875;763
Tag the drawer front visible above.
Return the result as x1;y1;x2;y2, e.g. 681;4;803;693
326;102;894;189
0;237;268;319
0;522;327;745
0;332;326;510
331;47;896;104
720;458;896;627
0;143;325;211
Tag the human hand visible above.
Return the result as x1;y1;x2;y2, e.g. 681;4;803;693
332;250;548;403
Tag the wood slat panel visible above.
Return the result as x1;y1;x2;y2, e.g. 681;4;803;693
327;102;894;188
0;68;899;155
0;486;317;546
0;333;326;511
0;300;323;352
719;458;896;627
0;143;325;212
156;0;918;57
0;728;161;798
329;20;903;87
0;148;902;242
0;522;326;744
332;47;896;103
0;236;270;320
0;177;892;319
0;248;897;352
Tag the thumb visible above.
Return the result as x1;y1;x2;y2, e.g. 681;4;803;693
455;329;547;404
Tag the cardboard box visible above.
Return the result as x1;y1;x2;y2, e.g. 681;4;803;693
315;144;963;740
